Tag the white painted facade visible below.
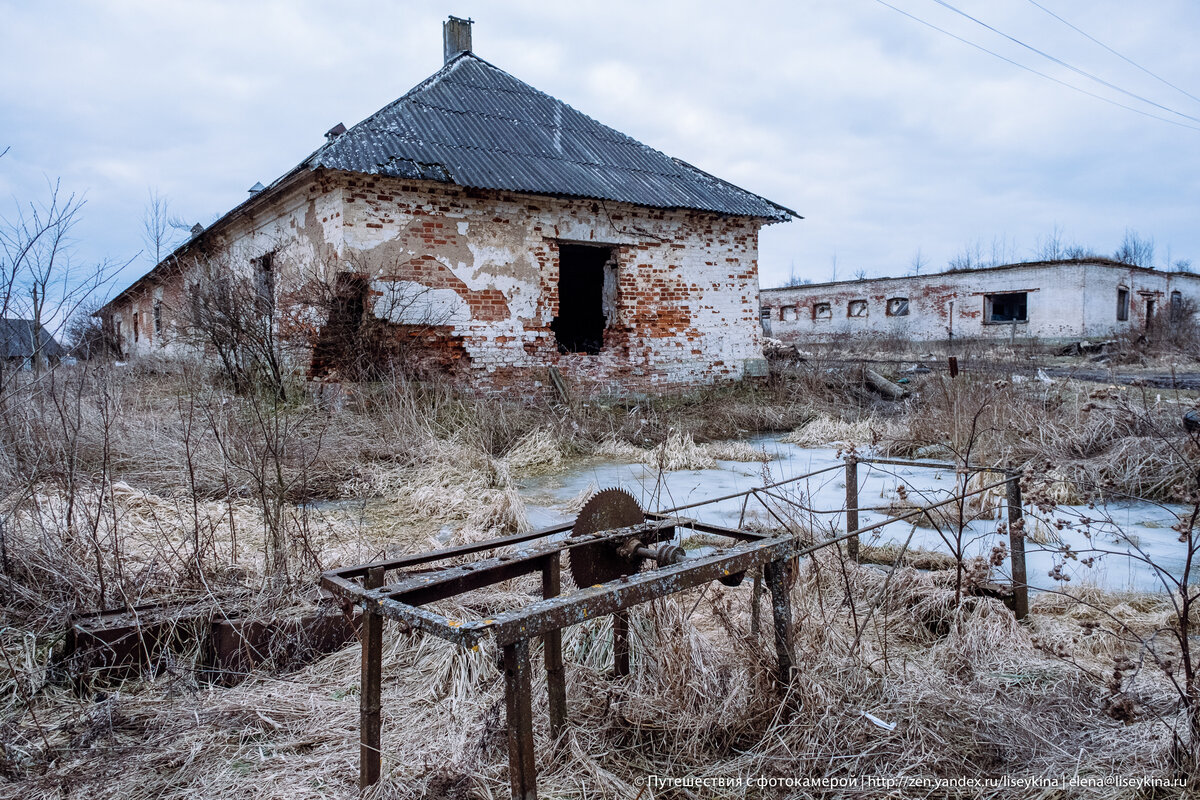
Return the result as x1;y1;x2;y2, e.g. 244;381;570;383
760;260;1200;344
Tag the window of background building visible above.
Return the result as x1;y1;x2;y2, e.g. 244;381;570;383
984;292;1027;323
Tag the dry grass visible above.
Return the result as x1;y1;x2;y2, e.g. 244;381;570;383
782;414;885;448
5;556;1189;799
3;360;1198;798
504;428;567;475
875;374;1200;502
857;542;958;570
593;430;771;472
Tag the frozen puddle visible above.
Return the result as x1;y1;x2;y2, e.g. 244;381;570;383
519;436;1193;595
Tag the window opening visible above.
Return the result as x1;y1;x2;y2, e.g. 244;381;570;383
985;292;1027;323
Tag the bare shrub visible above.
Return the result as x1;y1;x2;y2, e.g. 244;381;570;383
1114;228;1156;268
878;374;1196;502
185;254;290;401
1111;296;1200;362
1022;418;1200;768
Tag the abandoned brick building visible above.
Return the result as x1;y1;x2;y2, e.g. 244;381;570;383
760;259;1200;344
99;17;795;394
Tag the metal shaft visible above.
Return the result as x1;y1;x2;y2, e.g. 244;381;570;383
360;566;384;788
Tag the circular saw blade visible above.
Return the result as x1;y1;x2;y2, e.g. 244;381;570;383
569;488;643;588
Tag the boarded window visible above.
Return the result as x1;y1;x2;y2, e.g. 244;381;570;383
985;292;1027;323
781;306;798;322
760;306;772;320
153;300;163;337
1117;288;1129;321
886;297;909;316
847;300;868;318
813;302;832;320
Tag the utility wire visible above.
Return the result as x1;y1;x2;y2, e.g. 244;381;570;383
930;0;1200;124
871;0;1200;133
1026;0;1200;108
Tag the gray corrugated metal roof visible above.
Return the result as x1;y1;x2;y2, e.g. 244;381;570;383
101;51;797;313
306;53;796;221
0;319;64;359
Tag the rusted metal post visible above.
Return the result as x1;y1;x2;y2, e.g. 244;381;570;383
763;558;795;687
612;610;630;676
359;565;385;788
948;356;959;378
1006;473;1029;620
750;568;762;637
541;554;566;740
503;638;538;800
844;457;860;562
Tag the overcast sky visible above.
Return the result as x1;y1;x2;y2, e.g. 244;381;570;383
3;0;1198;295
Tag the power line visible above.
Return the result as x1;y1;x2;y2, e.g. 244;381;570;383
929;0;1200;125
1026;0;1200;108
871;0;1200;133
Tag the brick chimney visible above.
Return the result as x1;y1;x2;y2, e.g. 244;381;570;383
443;16;473;64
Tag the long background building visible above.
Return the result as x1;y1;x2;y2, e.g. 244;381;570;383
760;259;1200;344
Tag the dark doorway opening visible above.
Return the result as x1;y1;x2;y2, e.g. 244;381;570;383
1145;298;1156;330
552;244;613;354
311;273;367;377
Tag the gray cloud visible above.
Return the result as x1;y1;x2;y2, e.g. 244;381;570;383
2;0;1197;293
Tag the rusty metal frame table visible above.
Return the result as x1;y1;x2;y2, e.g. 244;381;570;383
320;514;799;800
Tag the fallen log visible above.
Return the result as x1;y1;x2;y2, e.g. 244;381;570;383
864;368;909;399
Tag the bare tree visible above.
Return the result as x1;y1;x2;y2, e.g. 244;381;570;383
947;240;985;272
988;234;1017;267
1063;242;1101;259
141;189;192;265
1114;228;1156;268
908;247;928;276
780;262;810;288
0;166;121;391
1036;225;1065;261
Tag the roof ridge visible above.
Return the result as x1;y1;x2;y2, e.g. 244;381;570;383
378;54;659;156
337;51;478;139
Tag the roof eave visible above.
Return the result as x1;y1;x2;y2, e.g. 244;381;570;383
98;165;318;313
